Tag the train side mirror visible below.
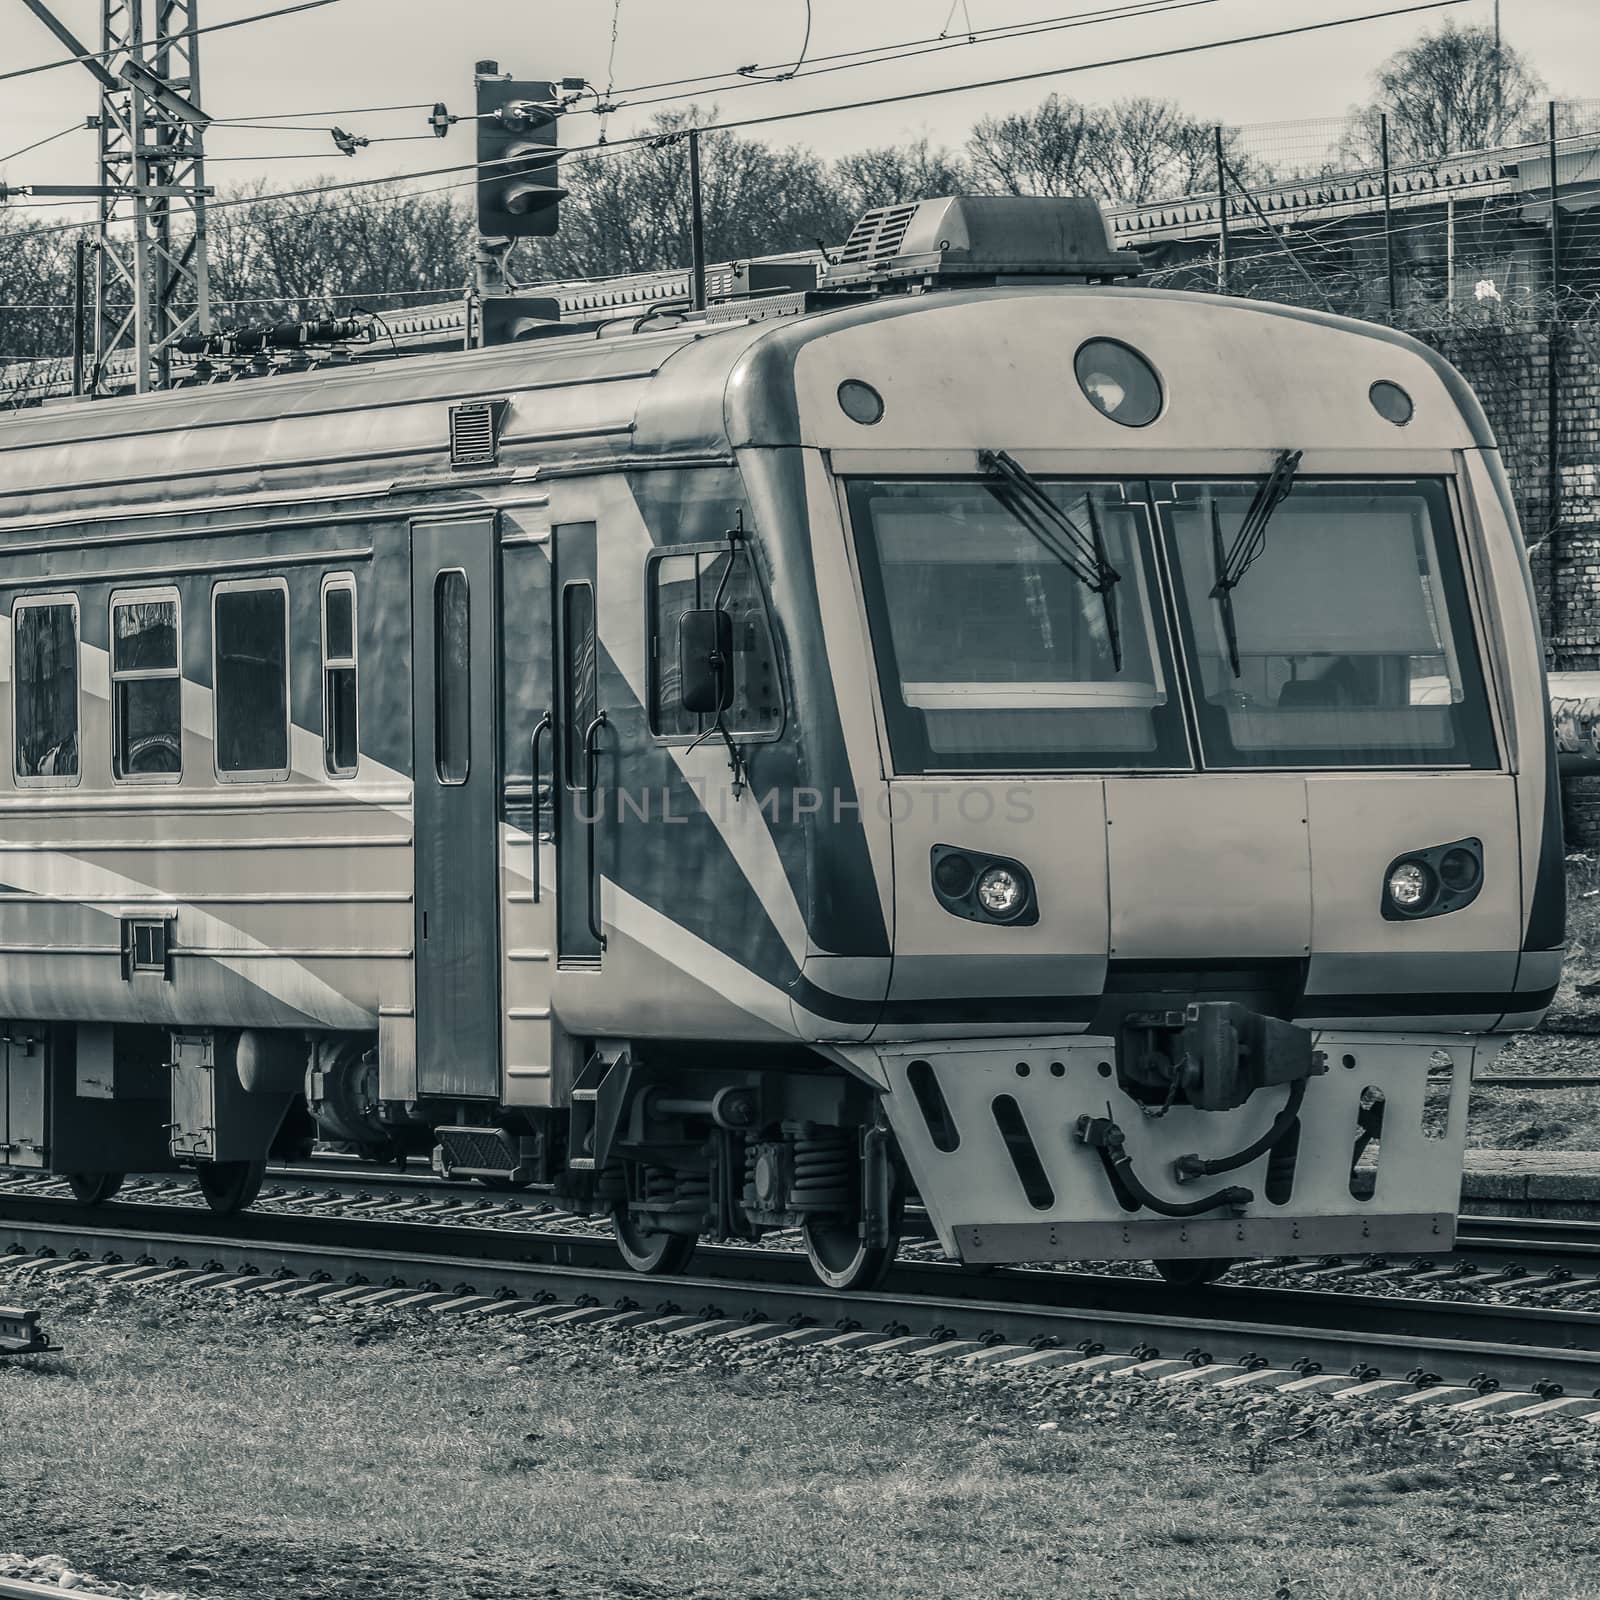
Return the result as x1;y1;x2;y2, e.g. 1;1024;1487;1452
678;608;734;715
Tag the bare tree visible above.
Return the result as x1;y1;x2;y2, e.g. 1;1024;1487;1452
1083;98;1220;205
965;94;1097;196
206;179;473;319
0;215;80;364
833;139;973;215
967;93;1248;204
1340;21;1545;164
516;108;852;280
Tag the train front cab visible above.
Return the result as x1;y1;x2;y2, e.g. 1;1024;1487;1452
742;284;1559;1273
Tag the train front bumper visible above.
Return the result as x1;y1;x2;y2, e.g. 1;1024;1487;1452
844;1032;1492;1265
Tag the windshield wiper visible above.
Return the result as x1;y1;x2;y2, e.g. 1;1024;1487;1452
1210;447;1302;677
980;448;1123;671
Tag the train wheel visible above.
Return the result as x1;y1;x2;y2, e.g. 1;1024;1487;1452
801;1212;901;1292
613;1209;697;1275
65;1172;124;1206
195;1160;267;1215
1153;1257;1230;1288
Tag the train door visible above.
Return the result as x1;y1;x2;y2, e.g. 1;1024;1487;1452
411;517;501;1097
553;522;604;966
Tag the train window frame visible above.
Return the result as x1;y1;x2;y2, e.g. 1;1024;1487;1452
109;585;184;787
643;539;787;746
434;567;471;786
12;593;81;790
1154;476;1500;772
211;576;292;785
320;573;359;779
844;476;1193;775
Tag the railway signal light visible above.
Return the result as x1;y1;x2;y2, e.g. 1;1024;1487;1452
476;70;565;239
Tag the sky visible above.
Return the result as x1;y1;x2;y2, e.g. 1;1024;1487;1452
2;0;1597;228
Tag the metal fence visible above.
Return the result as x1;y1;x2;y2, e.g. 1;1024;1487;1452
1107;100;1600;326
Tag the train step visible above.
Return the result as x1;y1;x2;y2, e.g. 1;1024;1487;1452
432;1126;540;1184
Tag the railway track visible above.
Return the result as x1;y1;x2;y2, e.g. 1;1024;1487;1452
9;1168;1600;1295
3;1186;1599;1399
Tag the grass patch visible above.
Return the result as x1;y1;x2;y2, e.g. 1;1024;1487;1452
0;1278;1597;1600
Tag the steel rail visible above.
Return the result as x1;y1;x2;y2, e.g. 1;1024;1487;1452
2;1196;1598;1393
1454;1213;1600;1269
0;1579;125;1600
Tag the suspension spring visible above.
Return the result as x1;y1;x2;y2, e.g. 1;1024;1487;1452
790;1130;853;1210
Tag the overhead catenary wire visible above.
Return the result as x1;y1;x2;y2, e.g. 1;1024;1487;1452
595;0;1227;104
597;0;625;143
0;0;347;87
733;0;815;83
2;0;1486;246
211;102;435;126
604;0;1237;115
0;124;83;168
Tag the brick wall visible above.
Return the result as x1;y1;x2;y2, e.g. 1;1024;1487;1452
1410;321;1600;846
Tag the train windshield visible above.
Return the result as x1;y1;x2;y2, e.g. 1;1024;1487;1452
1159;478;1497;769
847;475;1497;773
846;479;1190;771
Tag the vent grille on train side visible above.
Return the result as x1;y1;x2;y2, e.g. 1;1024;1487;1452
836;202;920;266
449;399;506;467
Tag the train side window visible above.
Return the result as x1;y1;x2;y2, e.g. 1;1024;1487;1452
213;578;290;782
321;575;358;778
646;542;783;740
110;587;182;783
434;569;471;784
13;596;80;787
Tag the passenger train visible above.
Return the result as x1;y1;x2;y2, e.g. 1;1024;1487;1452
0;195;1562;1289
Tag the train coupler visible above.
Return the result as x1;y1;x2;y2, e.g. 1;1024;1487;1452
1119;1002;1326;1112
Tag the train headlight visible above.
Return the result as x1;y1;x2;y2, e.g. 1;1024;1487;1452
1385;859;1436;915
1380;839;1482;920
930;845;1038;925
976;865;1027;920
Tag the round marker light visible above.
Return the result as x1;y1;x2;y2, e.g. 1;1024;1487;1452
1439;847;1481;893
1073;338;1163;428
1386;859;1434;913
934;852;976;898
976;865;1027;920
837;379;884;425
1369;380;1414;426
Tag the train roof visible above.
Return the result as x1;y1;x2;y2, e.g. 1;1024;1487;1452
0;195;1497;530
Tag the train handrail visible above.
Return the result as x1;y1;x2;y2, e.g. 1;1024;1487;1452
582;711;608;949
529;711;552;904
